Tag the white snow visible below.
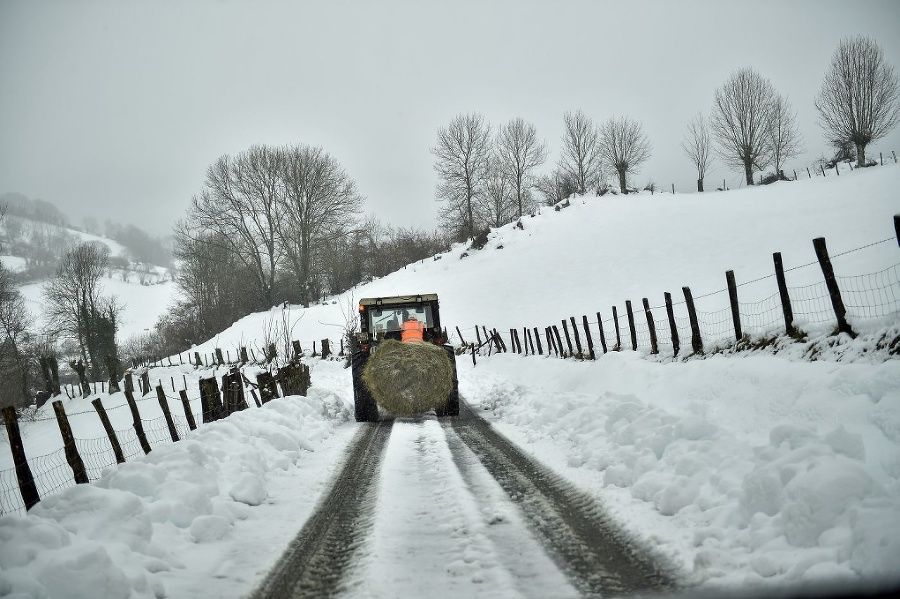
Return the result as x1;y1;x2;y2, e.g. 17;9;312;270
1;164;899;597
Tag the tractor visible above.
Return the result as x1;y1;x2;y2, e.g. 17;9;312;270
351;293;459;422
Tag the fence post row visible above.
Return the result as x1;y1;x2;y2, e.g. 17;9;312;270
52;400;89;485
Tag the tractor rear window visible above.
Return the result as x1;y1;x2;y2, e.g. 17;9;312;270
368;305;434;337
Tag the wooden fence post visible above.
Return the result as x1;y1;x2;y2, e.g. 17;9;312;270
140;371;150;397
625;300;637;351
595;312;608;354
194;352;201;367
526;328;536;354
773;252;797;337
552;325;565;357
682;287;703;354
199;377;225;422
612;306;622;351
292;340;303;360
256;372;280;404
813;237;855;337
155;386;180;443
455;326;466;346
51;401;89;484
91;398;126;464
642;299;659;355
2;406;40;510
215;348;224;365
240;347;249;363
569;317;583;357
894;214;899;247
561;320;574;355
582;315;595;360
509;329;520;353
664;292;680;356
124;390;152;454
321;339;331;360
533;327;544;355
178;390;197;431
726;270;743;341
545;327;557;356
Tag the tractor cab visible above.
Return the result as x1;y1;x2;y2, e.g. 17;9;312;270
356;294;446;350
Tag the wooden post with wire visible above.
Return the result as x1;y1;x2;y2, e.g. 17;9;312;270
92;398;126;464
642;298;659;355
625;300;637;351
2;406;40;510
124;390;152;454
773;252;797;337
52;401;90;485
813;237;855;337
726;270;742;341
664;292;680;356
595;312;608;354
155;385;180;443
682;287;703;354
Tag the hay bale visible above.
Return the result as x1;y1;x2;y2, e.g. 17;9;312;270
362;340;453;416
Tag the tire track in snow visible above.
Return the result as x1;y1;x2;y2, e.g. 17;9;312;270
449;401;675;597
248;420;392;599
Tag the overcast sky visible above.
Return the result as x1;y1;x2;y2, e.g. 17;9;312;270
2;0;899;238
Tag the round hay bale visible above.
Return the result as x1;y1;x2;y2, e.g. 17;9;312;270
362;339;453;416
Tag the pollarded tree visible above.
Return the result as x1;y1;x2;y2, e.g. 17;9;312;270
432;113;492;241
496;118;547;218
599;115;652;194
768;93;803;178
558;110;603;194
711;67;777;186
681;113;713;192
816;35;900;168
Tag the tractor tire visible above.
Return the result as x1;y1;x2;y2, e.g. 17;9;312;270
435;346;460;417
351;351;378;422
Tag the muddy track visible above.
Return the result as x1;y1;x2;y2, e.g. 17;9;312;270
447;402;674;597
247;420;393;599
249;402;674;598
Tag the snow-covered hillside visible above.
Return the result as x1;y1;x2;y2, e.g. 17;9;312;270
1;164;898;598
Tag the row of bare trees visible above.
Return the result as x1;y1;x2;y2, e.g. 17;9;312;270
683;35;899;191
433;111;654;240
159;144;451;351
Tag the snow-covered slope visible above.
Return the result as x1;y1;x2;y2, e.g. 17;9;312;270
1;164;898;598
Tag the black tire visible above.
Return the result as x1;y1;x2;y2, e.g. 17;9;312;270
436;346;460;417
351;351;378;422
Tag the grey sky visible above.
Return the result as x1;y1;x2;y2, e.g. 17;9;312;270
2;0;899;238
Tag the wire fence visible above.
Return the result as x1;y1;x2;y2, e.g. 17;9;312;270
459;233;900;360
0;357;313;517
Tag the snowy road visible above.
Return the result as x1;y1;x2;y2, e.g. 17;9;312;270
251;402;673;598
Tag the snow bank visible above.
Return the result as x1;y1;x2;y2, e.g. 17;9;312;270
0;391;354;598
462;351;900;588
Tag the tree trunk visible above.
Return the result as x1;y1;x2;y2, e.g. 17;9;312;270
617;169;627;194
744;160;754;186
697;178;704;192
856;144;866;168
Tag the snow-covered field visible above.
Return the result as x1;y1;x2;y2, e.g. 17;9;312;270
1;164;899;598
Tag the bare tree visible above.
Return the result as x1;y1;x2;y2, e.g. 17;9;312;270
599;115;652;194
768;94;803;178
481;156;517;228
558;110;603;194
496;118;547;218
711;67;777;186
681;113;713;191
535;168;579;205
44;242;120;379
816;35;900;168
278;144;364;306
189;146;284;308
432;113;492;240
1;262;33;407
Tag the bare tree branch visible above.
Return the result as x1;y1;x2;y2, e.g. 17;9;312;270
558;110;602;195
496;117;547;218
599;115;652;194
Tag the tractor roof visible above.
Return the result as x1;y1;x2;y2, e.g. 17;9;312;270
359;294;439;307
